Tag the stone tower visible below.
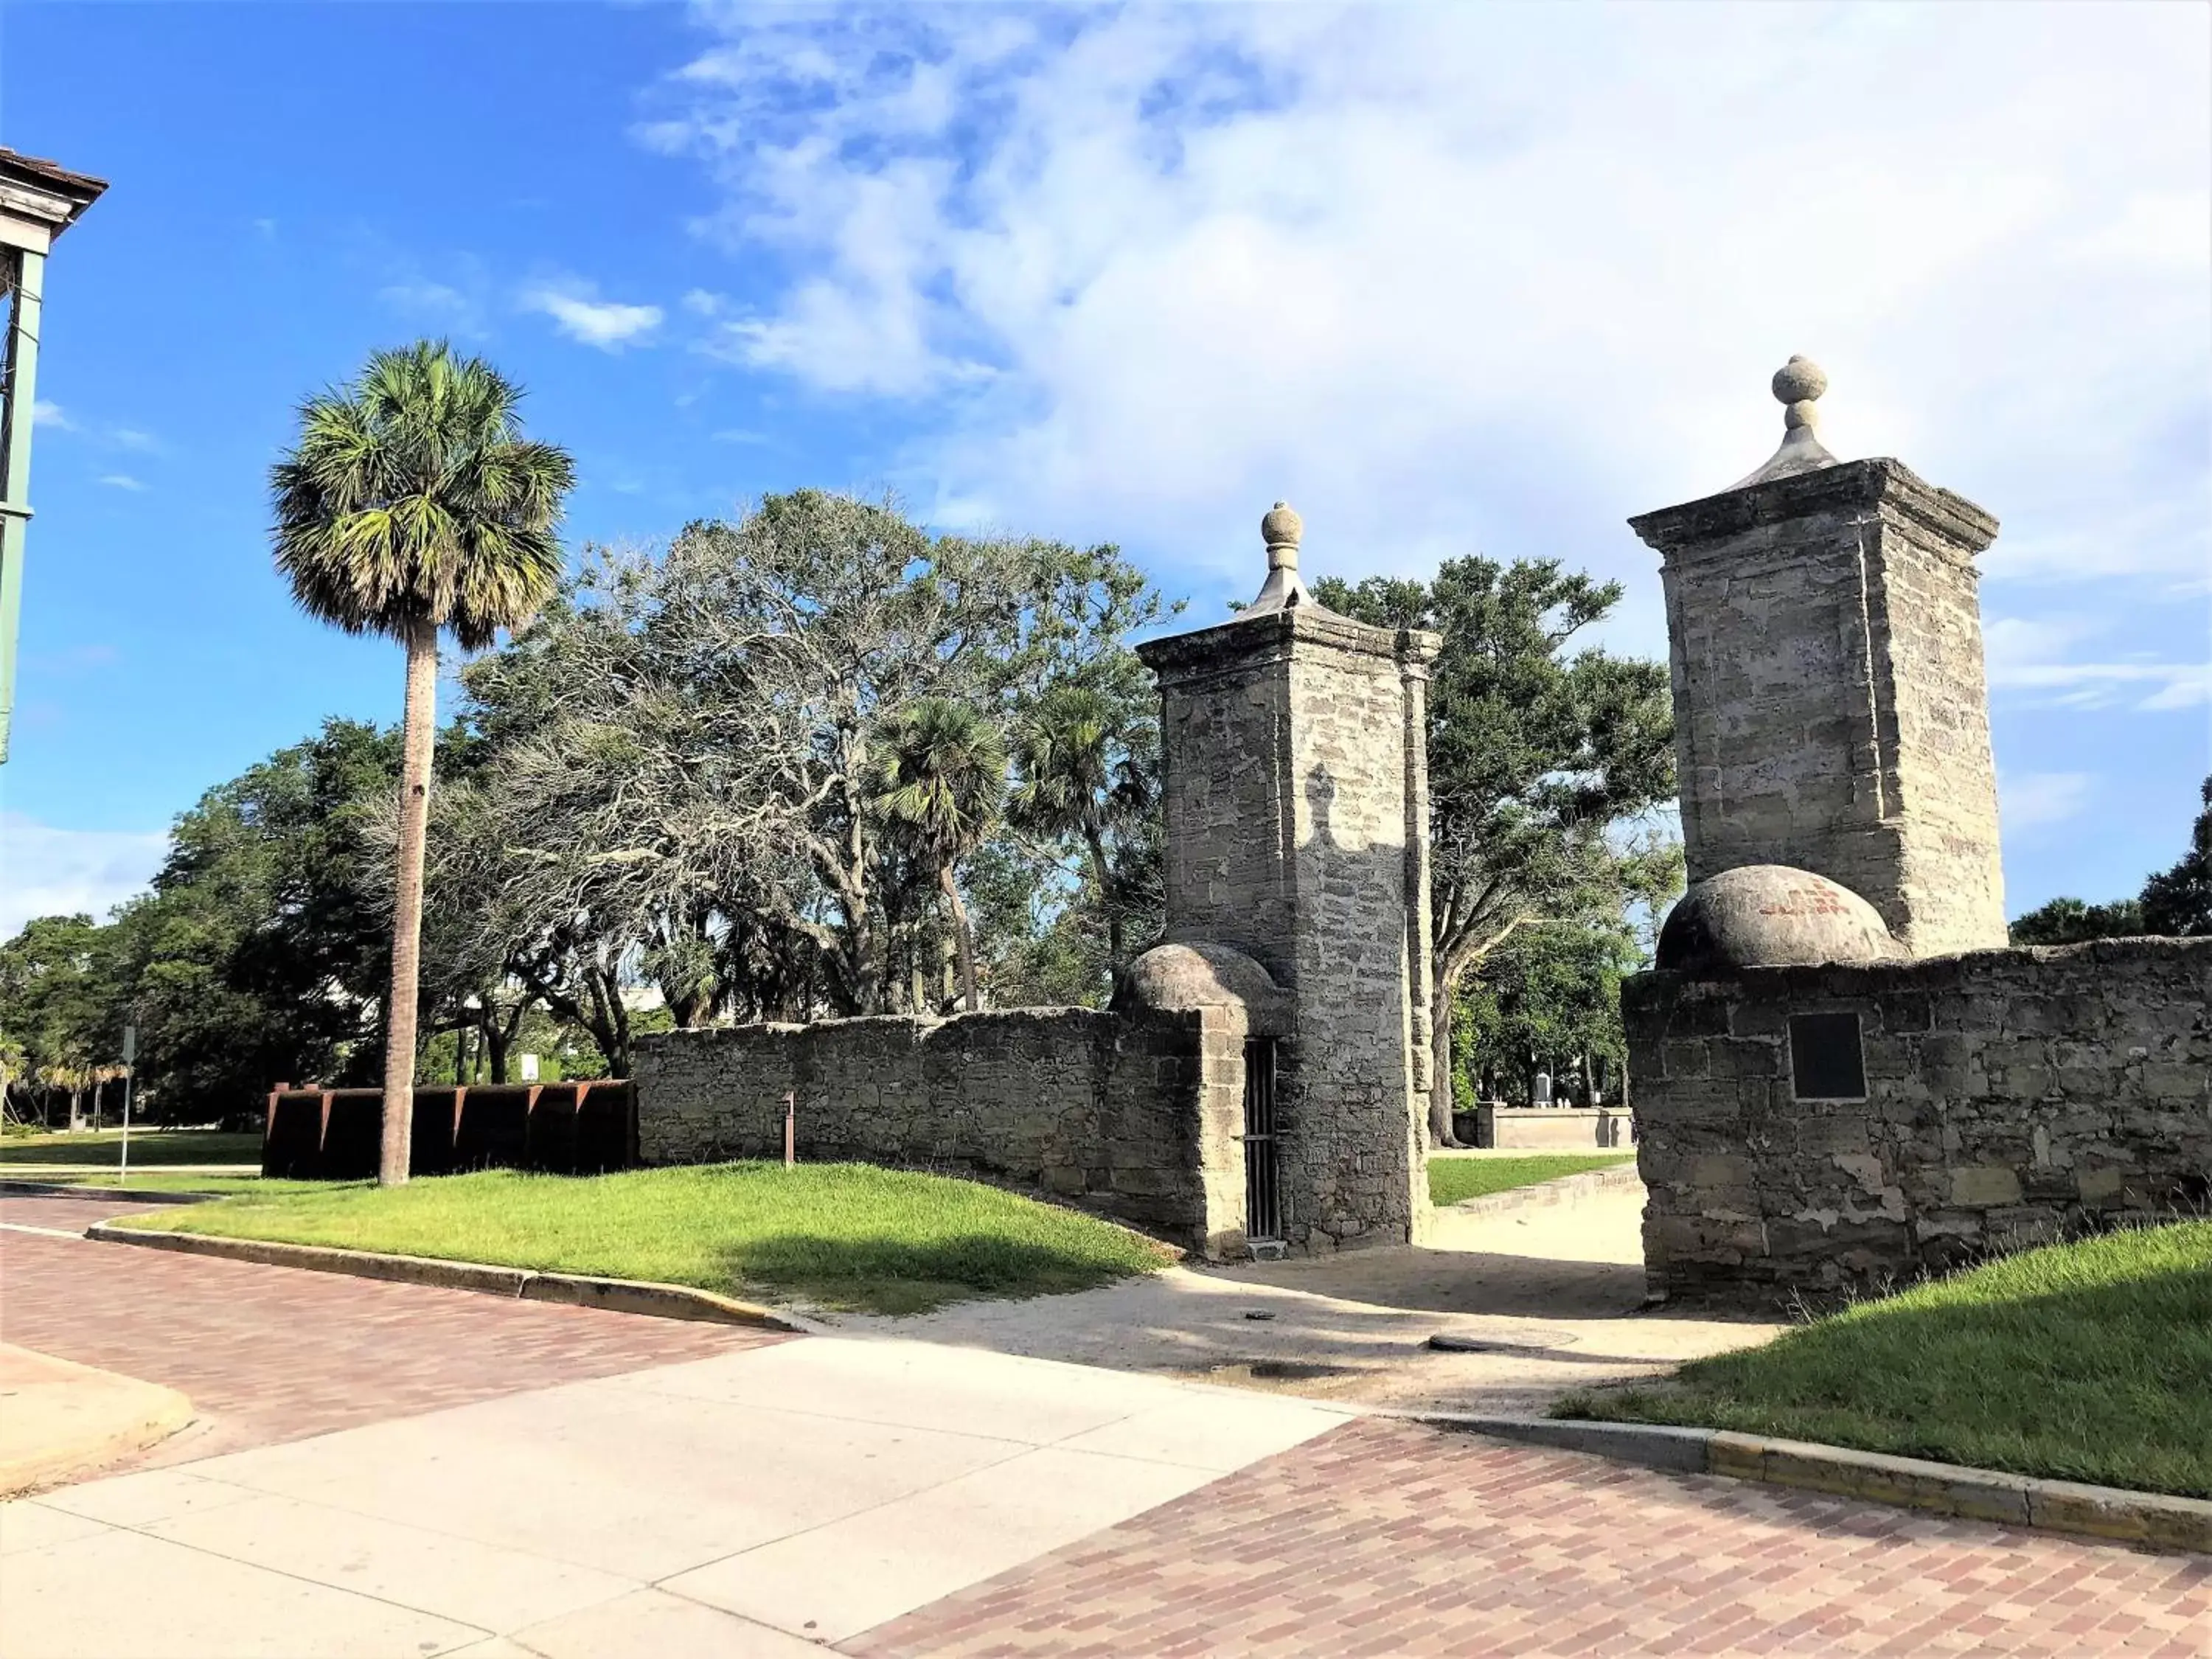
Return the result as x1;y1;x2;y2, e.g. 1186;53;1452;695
1135;505;1440;1252
1628;360;2008;956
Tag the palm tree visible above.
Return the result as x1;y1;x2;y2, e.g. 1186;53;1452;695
875;699;1006;1013
1008;685;1150;981
271;340;574;1185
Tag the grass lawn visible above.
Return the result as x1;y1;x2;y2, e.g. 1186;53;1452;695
1428;1152;1635;1208
15;1171;337;1197
1558;1220;2212;1498
0;1129;263;1168
116;1162;1177;1315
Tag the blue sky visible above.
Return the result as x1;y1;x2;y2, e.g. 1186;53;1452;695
3;1;2208;935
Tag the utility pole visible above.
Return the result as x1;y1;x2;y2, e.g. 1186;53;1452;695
0;147;106;763
119;1023;136;1183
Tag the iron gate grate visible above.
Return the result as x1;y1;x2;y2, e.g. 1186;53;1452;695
1242;1037;1281;1242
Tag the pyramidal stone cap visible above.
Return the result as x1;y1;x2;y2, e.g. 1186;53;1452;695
1248;499;1316;613
1729;355;1840;490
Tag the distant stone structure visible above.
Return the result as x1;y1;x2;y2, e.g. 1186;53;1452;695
636;506;1440;1259
1627;363;2212;1305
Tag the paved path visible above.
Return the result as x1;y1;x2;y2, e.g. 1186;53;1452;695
4;1334;1347;1655
837;1186;1786;1416
6;1191;2208;1656
852;1416;2212;1657
0;1192;774;1462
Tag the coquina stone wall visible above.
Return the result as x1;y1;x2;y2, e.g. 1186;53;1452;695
1627;937;2212;1305
1630;459;2008;957
1140;600;1438;1253
634;1004;1251;1255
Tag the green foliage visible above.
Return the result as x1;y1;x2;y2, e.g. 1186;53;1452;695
1454;921;1639;1106
125;1161;1175;1315
0;1129;262;1167
2008;895;2146;946
1006;683;1159;980
876;698;1009;1012
1316;558;1677;1141
0;913;121;1124
444;491;1173;1037
271;339;574;650
2140;773;2212;936
0;721;404;1126
2008;772;2212;944
1428;1153;1635;1206
1562;1220;2212;1498
876;699;1008;863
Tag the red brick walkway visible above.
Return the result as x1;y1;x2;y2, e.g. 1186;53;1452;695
847;1417;2212;1658
1;1191;782;1462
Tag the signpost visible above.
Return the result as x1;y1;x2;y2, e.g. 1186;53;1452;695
119;1023;136;1183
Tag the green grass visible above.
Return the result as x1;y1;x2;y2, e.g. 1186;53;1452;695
0;1130;263;1168
1427;1152;1635;1208
10;1170;338;1197
1559;1220;2212;1498
116;1162;1177;1315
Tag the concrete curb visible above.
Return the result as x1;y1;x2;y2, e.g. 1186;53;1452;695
1444;1161;1642;1219
1;1180;216;1206
0;1350;195;1498
84;1223;815;1335
1396;1410;2212;1556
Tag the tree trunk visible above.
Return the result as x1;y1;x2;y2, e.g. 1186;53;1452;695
1082;827;1124;984
485;1022;506;1084
940;866;981;1013
1427;974;1460;1148
379;616;439;1187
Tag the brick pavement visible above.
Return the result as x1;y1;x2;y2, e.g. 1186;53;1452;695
0;1190;783;1463
846;1417;2212;1658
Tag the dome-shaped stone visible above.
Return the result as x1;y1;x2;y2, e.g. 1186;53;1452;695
1657;866;1902;973
1113;942;1290;1032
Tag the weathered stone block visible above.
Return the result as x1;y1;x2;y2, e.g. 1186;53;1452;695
1627;939;2212;1304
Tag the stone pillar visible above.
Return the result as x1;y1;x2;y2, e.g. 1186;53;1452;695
1627;359;2008;956
1136;504;1440;1252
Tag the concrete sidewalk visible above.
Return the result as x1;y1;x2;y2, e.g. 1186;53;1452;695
835;1186;1784;1416
1;1335;1349;1658
0;1346;192;1498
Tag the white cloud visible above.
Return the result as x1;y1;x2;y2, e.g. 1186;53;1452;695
644;4;2211;639
97;474;145;493
521;280;665;350
0;815;167;938
29;400;166;457
380;279;472;319
2000;772;2096;831
1984;616;2210;712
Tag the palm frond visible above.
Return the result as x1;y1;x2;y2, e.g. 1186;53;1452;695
269;339;574;647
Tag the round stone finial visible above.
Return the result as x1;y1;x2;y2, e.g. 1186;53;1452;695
1772;355;1827;430
1261;500;1302;568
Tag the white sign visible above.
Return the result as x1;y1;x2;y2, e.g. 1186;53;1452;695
518;1053;540;1082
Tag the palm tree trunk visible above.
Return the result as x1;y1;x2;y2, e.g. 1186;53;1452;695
1081;827;1125;983
939;866;981;1013
379;616;438;1186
